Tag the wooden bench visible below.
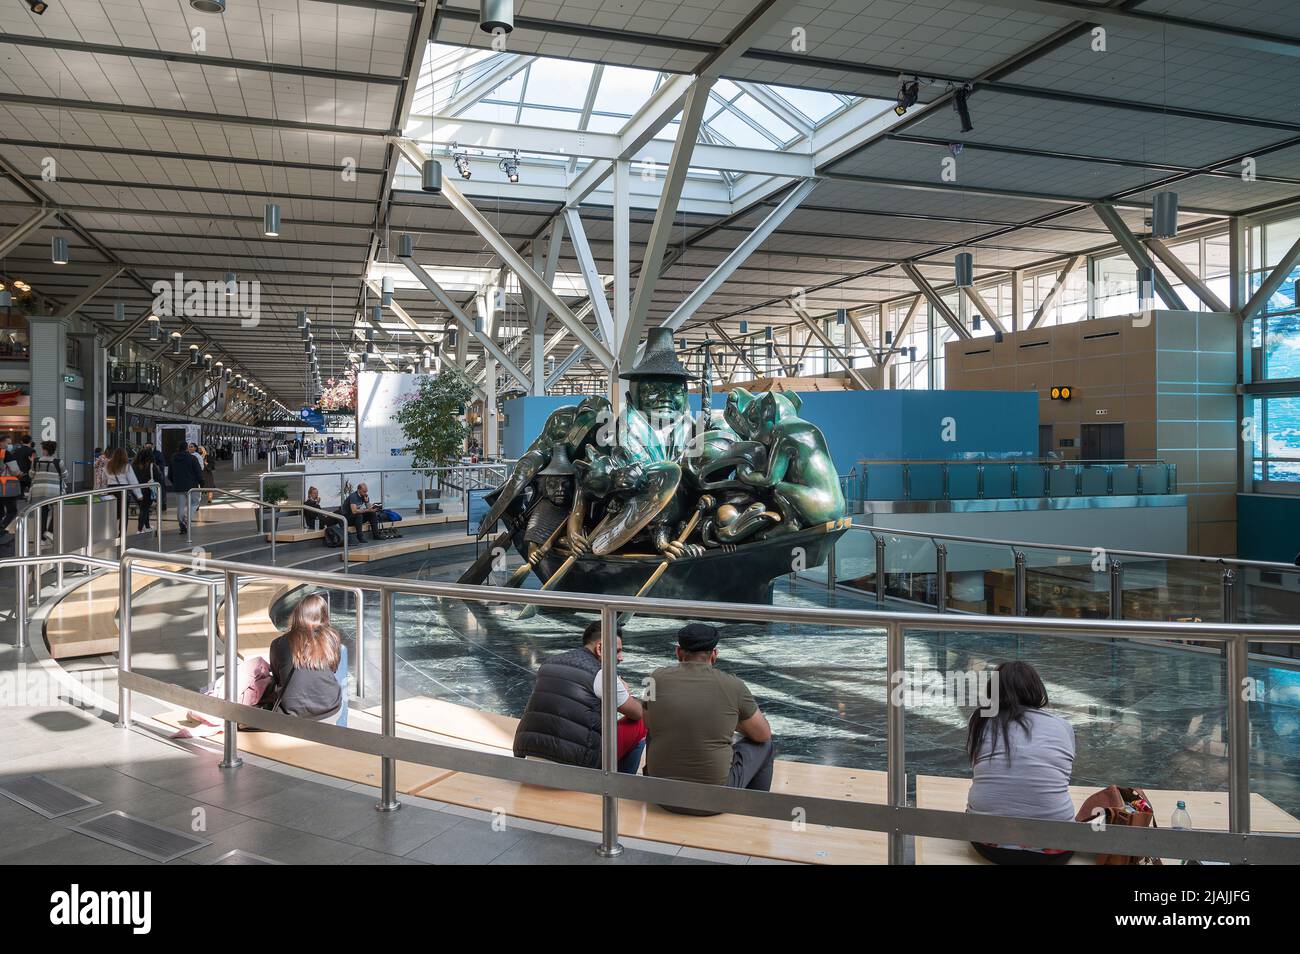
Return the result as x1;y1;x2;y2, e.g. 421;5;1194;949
267;510;466;543
914;774;1300;864
44;560;195;659
341;530;477;563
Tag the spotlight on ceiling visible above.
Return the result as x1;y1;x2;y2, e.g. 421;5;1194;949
499;150;520;184
894;77;919;116
479;0;513;34
189;0;225;12
25;0;49;14
952;84;974;134
453;146;472;180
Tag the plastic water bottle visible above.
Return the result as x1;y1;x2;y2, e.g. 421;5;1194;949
1171;800;1191;829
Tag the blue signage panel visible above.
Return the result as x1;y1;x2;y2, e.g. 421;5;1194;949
468;488;492;531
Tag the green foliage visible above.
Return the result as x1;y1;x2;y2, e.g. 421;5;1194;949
263;482;289;506
393;369;472;470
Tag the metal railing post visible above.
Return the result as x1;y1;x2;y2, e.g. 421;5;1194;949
56;499;64;589
206;583;218;687
118;489;127;557
827;541;836;590
342;515;350;571
15;521;28;650
115;558;133;727
353;588;365;698
875;534;886;606
186;489;195;545
85;491;93;559
270;506;277;564
935;543;948;613
219;570;243;769
1222;567;1237;624
1013;549;1027;616
1226;634;1251;837
886;620;906;865
597;604;623;857
1108;559;1124;620
376;588;399;812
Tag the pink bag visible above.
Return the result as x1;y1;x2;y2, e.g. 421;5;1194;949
175;656;273;737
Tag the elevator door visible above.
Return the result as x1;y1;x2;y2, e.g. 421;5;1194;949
1081;422;1125;461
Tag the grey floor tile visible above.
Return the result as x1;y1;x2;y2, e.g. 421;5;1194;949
407;818;527;864
0;831;160;865
235;783;381;840
489;830;676;865
345;806;463;856
190;766;305;812
339;847;429;865
183;819;364;866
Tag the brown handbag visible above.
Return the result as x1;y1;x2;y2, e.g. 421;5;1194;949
1075;785;1163;865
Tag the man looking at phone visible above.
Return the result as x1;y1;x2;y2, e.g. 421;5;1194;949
344;482;382;544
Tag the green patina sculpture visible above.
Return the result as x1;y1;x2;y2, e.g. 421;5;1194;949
467;326;848;604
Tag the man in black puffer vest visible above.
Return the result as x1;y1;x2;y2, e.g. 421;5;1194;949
513;620;644;770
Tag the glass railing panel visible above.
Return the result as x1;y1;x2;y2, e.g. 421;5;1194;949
1120;556;1224;623
860;463;904;500
906;464;944;500
1111;464;1139;494
899;623;1291;863
947;465;979;499
1080;464;1109;495
1139;464;1169;494
1047;466;1078;497
1239;567;1300;637
824;526;876;591
880;532;938;607
941;540;1017;615
1014;464;1045;497
1016;545;1109;618
981;463;1014;498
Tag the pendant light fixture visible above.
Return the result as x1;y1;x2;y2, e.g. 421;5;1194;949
421;159;441;194
1152;191;1179;239
147;315;161;342
382;273;394;306
296;309;307;330
224;271;237;296
955;252;973;287
51;235;69;265
263;202;281;237
171;332;183;355
480;0;514;34
399;234;414;257
114;302;126;322
190;344;201;366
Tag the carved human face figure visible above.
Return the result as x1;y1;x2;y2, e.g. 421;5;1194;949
540;474;571;507
629;376;687;429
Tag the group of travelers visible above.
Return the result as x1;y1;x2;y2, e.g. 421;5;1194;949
302;482;386;545
512;621;1078;863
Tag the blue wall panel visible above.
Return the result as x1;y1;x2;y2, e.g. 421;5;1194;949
503;390;1038;476
1238;494;1300;563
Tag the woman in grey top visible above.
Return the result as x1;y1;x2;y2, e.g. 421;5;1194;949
966;661;1076;864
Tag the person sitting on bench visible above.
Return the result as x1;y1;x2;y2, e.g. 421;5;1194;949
303;486;324;530
344;482;382;543
643;623;774;815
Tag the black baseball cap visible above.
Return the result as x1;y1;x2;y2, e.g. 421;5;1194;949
677;623;719;653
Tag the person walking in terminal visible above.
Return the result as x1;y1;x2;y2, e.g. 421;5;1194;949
513;620;646;773
344;482;382;544
643;623;774;815
264;594;347;726
169;443;204;535
965;661;1077;865
104;448;142;536
28;441;67;542
302;486;324;530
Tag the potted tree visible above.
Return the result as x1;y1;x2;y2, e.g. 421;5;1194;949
393;369;471;514
260;481;289;533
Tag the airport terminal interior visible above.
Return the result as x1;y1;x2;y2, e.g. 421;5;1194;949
1;0;1300;876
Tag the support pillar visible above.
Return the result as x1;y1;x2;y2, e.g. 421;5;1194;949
27;315;71;454
71;330;108;476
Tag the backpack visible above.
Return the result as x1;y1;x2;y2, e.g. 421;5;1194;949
323;523;344;548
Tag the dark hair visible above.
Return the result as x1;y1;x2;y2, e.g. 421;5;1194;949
581;620;621;647
966;661;1049;766
284;594;342;671
41;440;56;455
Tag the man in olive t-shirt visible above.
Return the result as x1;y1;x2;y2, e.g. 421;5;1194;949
643;623;775;814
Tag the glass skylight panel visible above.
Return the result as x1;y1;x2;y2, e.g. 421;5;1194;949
523;59;595;108
769;84;849;124
520;107;583;129
704;108;774;149
729;94;797;143
591;65;657;116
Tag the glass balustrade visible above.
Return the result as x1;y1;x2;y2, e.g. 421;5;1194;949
847;459;1177;505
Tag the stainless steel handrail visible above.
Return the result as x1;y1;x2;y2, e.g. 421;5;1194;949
14;481;161;646
185;486;353;570
117;547;1300;864
852;458;1177;501
261;460;516;518
856;457;1168;466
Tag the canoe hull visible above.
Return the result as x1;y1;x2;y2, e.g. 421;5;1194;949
535;518;850;605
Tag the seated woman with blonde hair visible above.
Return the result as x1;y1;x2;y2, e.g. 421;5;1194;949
266;593;349;726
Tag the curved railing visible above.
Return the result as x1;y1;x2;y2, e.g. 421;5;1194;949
183;486;353;569
110;547;1300;864
260;460;516;518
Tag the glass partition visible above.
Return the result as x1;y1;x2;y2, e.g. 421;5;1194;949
941;540;1018;615
1016;545;1110;618
879;532;938;608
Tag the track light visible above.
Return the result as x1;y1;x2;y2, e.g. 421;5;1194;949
453;145;472;180
51;235;68;265
894;77;919;116
25;0;48;13
499;150;519;184
263;201;281;237
953;84;974;134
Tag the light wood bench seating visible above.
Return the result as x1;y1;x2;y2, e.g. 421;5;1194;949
267;509;466;543
341;530;477;563
44;559;196;659
914;774;1300;864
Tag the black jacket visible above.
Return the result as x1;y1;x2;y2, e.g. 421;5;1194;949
267;634;342;720
169;451;204;492
513;647;603;768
